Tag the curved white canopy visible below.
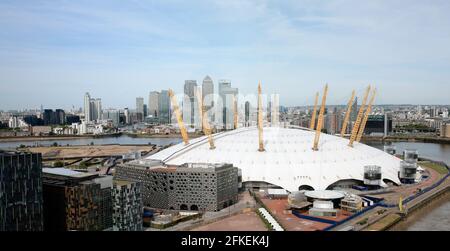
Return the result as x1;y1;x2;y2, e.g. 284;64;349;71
305;190;345;200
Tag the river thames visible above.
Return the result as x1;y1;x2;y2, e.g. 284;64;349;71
364;141;450;231
0;135;183;149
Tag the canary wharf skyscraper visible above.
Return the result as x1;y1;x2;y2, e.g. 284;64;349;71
218;80;238;130
202;76;214;122
148;91;160;118
159;90;171;124
136;97;145;121
184;80;198;127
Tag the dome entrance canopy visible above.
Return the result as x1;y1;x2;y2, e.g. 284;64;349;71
305;190;345;200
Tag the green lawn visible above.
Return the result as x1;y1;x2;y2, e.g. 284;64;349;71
420;162;449;175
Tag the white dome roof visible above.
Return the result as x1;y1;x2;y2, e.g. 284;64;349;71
148;126;401;191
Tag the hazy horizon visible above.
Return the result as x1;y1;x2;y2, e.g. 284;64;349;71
1;0;450;110
2;98;449;113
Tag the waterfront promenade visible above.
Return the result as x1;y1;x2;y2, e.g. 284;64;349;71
328;162;450;231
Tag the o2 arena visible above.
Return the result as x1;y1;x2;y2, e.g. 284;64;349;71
147;126;402;192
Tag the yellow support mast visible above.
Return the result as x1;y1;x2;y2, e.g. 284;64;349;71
310;92;319;130
168;89;189;145
340;90;356;137
348;86;371;147
356;88;377;142
312;84;328;151
258;82;265;152
195;88;215;149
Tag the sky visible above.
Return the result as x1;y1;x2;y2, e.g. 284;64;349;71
0;0;450;110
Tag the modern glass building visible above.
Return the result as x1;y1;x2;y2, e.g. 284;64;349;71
158;90;171;124
0;152;44;231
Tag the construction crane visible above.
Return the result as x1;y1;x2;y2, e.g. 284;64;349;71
312;84;328;151
168;89;189;145
310;92;319;130
340;90;356;137
195;88;215;149
356;88;377;142
233;94;238;129
348;86;371;147
258;82;265;152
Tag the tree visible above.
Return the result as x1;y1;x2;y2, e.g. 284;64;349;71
53;161;64;167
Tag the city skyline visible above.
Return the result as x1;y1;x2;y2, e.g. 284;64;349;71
2;90;450;112
1;1;450;110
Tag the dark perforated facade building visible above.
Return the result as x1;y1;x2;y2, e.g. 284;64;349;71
115;161;238;212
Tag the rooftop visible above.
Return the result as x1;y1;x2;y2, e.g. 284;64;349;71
43;168;98;179
113;179;135;186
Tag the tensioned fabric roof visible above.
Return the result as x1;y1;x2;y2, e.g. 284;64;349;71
148;126;402;191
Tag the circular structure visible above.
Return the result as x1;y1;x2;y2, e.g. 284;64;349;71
148;126;402;191
304;190;345;200
287;191;307;208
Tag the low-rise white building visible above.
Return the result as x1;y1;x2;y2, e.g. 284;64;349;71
441;123;450;138
8;116;28;129
53;127;75;135
72;120;105;135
